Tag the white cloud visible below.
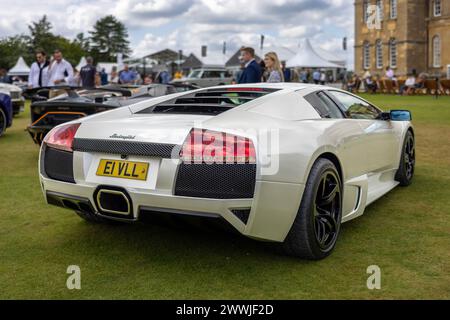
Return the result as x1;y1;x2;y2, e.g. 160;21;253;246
0;0;354;68
279;26;322;39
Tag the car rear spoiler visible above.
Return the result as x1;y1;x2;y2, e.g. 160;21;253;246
23;86;133;99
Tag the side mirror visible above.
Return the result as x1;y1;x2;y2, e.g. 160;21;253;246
379;110;412;121
390;110;412;121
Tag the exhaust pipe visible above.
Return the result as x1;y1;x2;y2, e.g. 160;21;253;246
95;188;132;217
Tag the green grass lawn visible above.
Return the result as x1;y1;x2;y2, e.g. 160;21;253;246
0;95;449;299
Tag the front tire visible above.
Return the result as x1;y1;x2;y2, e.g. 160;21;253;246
395;130;415;186
282;158;342;260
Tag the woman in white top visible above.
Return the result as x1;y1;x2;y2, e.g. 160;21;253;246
264;52;284;83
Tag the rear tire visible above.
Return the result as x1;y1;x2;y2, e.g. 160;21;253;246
281;158;343;260
395;131;415;186
0;108;6;137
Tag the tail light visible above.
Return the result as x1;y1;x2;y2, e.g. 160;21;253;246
180;128;256;164
43;123;81;152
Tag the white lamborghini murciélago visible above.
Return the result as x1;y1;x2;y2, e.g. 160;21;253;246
39;83;415;259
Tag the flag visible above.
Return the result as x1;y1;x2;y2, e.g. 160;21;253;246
201;45;207;57
343;37;347;51
223;41;226;55
260;34;265;50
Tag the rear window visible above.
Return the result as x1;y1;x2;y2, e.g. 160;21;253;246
137;88;280;116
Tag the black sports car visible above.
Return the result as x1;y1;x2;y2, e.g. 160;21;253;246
26;83;199;144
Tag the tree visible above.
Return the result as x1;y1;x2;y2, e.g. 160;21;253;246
74;33;90;52
0;35;32;69
52;36;85;67
89;15;131;62
28;15;54;51
26;16;86;67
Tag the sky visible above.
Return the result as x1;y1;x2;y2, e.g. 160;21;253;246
0;0;355;68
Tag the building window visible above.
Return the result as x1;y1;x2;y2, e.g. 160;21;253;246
377;0;384;21
363;0;370;22
390;0;397;19
434;0;442;17
389;38;397;68
363;41;371;69
376;39;383;69
433;35;441;67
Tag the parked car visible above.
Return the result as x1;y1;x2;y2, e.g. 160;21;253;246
38;83;415;260
26;83;198;145
0;83;25;115
172;68;233;88
0;93;13;137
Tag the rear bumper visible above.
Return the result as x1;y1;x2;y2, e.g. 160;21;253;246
40;174;304;242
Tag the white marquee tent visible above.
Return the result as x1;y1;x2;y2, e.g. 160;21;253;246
8;57;30;76
286;39;342;69
262;46;296;62
75;56;87;71
313;47;347;67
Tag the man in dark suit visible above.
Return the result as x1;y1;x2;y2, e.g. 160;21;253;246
238;47;262;84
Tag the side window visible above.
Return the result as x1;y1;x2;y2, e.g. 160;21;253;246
209;71;222;78
304;91;344;119
328;91;380;119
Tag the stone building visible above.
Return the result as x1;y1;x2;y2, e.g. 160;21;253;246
354;0;450;78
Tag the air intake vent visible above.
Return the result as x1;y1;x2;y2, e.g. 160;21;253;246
137;87;280;116
174;164;257;199
231;209;251;224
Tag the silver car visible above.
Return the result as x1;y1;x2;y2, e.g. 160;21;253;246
173;68;233;88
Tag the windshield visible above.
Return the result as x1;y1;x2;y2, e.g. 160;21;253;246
187;70;202;79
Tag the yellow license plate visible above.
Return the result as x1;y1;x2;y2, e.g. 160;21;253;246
96;159;149;181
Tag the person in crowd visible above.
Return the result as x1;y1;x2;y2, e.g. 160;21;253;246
385;66;394;80
99;68;108;85
414;72;427;92
47;49;74;86
362;69;372;91
260;60;267;82
237;47;262;84
300;69;308;83
399;73;416;95
263;52;284;83
158;69;172;84
143;75;153;85
174;70;183;80
320;70;326;85
281;61;291;82
70;67;80;87
347;74;360;93
0;69;10;83
134;69;143;85
365;74;378;94
28;49;50;88
235;63;245;83
384;66;398;89
110;66;119;84
312;69;321;84
119;64;137;84
79;56;97;88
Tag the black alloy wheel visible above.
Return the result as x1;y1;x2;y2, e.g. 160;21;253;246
282;158;343;260
313;171;341;251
